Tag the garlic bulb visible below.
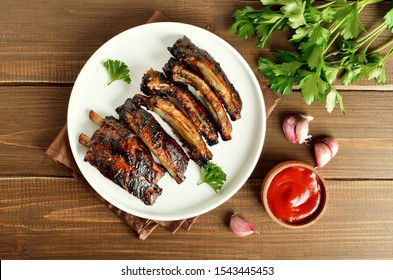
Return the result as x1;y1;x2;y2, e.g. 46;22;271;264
282;114;313;144
313;137;339;168
229;213;258;237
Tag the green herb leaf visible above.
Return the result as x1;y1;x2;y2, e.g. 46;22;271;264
197;162;227;193
298;71;328;105
326;86;346;114
321;7;336;22
359;53;387;84
231;6;288;48
323;64;340;84
230;6;259;40
287;1;306;28
273;50;303;63
258;57;303;94
384;8;393;32
291;25;314;42
333;3;363;39
103;59;131;85
310;25;330;46
255;8;287;48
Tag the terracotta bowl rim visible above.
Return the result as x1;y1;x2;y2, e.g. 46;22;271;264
261;160;328;229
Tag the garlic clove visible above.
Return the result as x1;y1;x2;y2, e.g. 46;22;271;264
296;115;313;144
229;213;258;237
314;141;331;168
323;137;339;158
282;114;313;144
313;137;339;168
282;115;300;143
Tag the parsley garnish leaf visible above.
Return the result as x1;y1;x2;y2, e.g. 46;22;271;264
103;59;131;85
197;162;227;193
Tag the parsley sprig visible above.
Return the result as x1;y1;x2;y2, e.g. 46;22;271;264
231;0;393;113
197;162;227;192
103;59;131;85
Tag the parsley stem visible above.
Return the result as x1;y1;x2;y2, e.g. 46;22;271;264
372;38;393;55
361;25;386;54
324;32;341;56
313;2;335;10
328;19;342;35
382;47;393;63
324;17;346;56
356;22;386;46
259;17;286;48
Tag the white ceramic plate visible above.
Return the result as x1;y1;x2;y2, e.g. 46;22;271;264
67;22;266;221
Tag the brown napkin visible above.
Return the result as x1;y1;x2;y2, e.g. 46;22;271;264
45;10;280;240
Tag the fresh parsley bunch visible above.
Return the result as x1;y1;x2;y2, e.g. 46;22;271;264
231;0;393;113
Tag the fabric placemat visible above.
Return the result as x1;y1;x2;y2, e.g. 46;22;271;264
45;10;280;240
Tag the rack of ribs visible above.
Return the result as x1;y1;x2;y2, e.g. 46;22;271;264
87;110;166;183
78;111;164;206
133;94;213;166
116;98;189;184
168;36;242;121
163;58;232;141
140;68;219;146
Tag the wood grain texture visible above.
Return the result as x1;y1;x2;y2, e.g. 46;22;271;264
0;87;70;176
0;0;238;84
1;0;393;260
1;1;392;86
1;177;392;259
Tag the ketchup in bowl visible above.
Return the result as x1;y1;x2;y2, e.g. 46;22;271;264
261;161;328;228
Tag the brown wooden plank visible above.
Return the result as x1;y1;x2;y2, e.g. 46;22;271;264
0;0;239;84
1;177;392;259
0;1;392;87
0;86;70;176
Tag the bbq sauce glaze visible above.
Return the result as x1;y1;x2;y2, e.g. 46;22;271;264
267;166;324;224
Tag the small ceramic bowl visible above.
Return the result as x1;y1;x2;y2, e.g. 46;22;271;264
261;160;328;229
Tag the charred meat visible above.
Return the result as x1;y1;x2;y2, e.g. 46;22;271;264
88;110;166;184
116;98;189;184
164;58;232;141
133;94;213;166
141;68;219;145
168;36;242;121
79;133;162;206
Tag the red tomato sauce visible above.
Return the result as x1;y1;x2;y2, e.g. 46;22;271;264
267;166;324;224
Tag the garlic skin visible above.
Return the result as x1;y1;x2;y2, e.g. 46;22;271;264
313;137;339;168
282;114;313;144
229;213;258;237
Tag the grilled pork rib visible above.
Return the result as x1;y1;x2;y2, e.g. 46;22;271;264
116;98;189;184
88;110;166;184
79;133;162;206
133;94;213;166
141;69;219;145
168;36;242;121
164;58;232;141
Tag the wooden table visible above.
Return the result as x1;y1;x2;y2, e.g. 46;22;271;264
1;0;393;260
